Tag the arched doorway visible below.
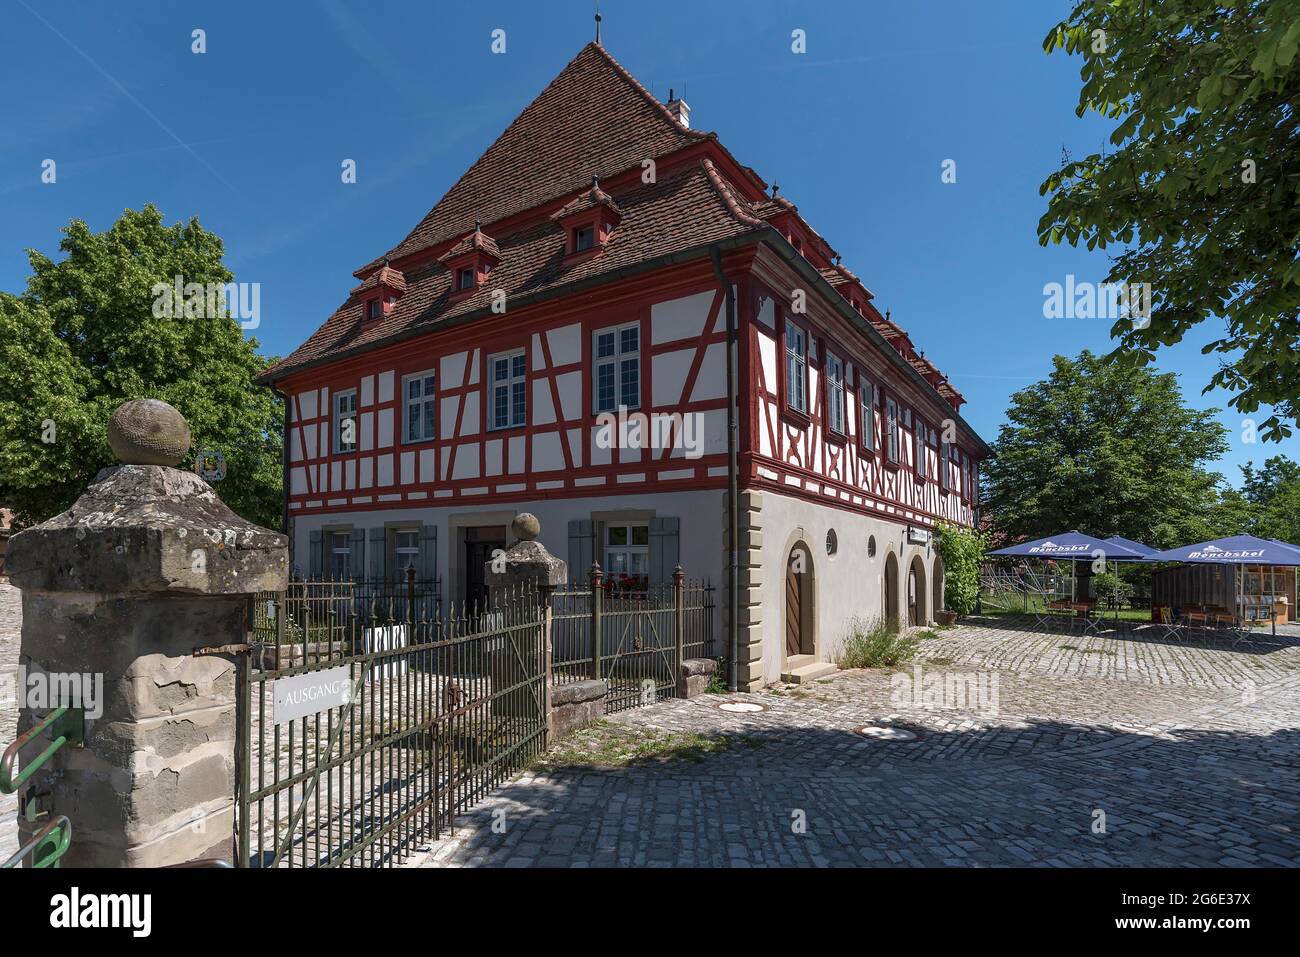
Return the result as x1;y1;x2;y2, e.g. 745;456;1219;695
883;552;900;632
907;555;928;627
932;555;945;617
785;544;814;657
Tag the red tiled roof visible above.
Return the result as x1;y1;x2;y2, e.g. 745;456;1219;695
262;158;766;380
551;181;623;221
350;265;406;295
374;42;706;265
438;228;501;263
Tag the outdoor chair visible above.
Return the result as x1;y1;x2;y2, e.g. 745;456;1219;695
1157;607;1186;642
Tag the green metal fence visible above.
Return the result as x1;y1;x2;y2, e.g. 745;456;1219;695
552;566;716;713
235;579;546;868
1;707;82;869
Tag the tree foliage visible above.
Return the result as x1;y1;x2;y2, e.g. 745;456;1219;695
1215;454;1300;542
1039;0;1300;440
0;205;282;529
935;521;988;618
983;350;1229;547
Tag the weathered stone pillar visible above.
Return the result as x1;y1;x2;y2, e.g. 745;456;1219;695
6;399;287;867
483;514;571;740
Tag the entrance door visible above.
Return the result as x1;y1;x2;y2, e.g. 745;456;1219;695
786;556;803;657
907;566;919;627
463;526;506;611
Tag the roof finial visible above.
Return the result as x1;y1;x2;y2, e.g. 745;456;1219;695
771;182;780;198
592;173;600;191
885;308;891;322
474;217;482;233
594;2;602;45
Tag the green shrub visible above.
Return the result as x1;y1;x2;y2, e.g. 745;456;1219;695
836;616;920;669
935;522;988;618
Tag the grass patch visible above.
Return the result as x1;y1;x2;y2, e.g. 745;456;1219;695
916;629;942;641
926;656;954;666
705;659;729;695
836;616;920;669
533;721;731;770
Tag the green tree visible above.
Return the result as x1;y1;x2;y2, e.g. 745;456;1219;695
0;205;282;529
983;350;1228;547
1039;0;1300;441
1216;455;1300;542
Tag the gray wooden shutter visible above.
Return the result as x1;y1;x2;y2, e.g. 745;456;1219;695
419;523;437;582
568;519;593;583
650;516;680;584
368;527;385;581
349;528;365;581
309;529;322;578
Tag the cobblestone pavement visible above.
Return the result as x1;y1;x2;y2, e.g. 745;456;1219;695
410;615;1300;868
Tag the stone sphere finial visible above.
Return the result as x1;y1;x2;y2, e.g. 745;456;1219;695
512;512;541;542
107;399;191;467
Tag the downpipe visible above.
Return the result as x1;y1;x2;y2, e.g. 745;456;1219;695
711;248;740;692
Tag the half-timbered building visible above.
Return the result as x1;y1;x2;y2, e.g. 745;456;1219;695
259;41;991;690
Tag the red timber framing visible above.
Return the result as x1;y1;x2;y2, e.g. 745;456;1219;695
279;254;750;517
740;245;981;531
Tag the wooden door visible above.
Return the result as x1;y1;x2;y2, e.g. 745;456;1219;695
907;567;918;627
786;558;802;657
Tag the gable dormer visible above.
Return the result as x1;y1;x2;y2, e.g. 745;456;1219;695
352;263;406;325
438;223;501;300
551;176;623;262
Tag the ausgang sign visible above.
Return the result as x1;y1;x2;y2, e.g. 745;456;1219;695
272;666;352;725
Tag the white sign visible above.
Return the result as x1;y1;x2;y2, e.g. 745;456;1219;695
272;666;352;725
907;527;931;545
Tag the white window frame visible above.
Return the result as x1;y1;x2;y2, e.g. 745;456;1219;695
367;298;382;320
916;420;930;480
825;352;845;435
603;522;650;579
488;349;527;430
392;527;420;580
574;225;595;252
593;322;641;413
458;267;475;290
858;373;875;453
784;320;809;415
334;389;357;453
402;370;437;444
886;396;899;463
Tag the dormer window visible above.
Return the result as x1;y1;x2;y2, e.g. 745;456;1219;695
439;223;501;300
367;299;382;320
458;267;475;290
553;176;623;262
352;264;406;323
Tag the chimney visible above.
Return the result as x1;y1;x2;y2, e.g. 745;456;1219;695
665;88;691;129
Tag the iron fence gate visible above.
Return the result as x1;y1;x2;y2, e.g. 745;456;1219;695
552;568;716;714
235;580;547;868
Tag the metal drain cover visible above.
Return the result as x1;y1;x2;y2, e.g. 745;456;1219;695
855;725;917;741
717;701;766;713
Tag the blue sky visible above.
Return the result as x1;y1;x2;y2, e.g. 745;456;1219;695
2;0;1294;484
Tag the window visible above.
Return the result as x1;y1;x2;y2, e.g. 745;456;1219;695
604;523;649;579
940;437;952;492
825;352;845;434
826;528;838;555
858;374;875;453
334;389;357;453
784;321;809;415
489;349;527;430
458;267;475;290
593;323;640;412
328;530;351;580
574;226;595;252
393;528;420;580
367;299;382;320
868;535;877;558
885;396;899;463
403;371;437;443
916;421;929;481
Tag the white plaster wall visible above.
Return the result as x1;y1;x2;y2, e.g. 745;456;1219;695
755;489;943;685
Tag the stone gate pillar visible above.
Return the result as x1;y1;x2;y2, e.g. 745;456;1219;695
484;514;568;739
6;399;287;867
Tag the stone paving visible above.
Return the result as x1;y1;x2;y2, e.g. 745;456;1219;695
408;614;1300;867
